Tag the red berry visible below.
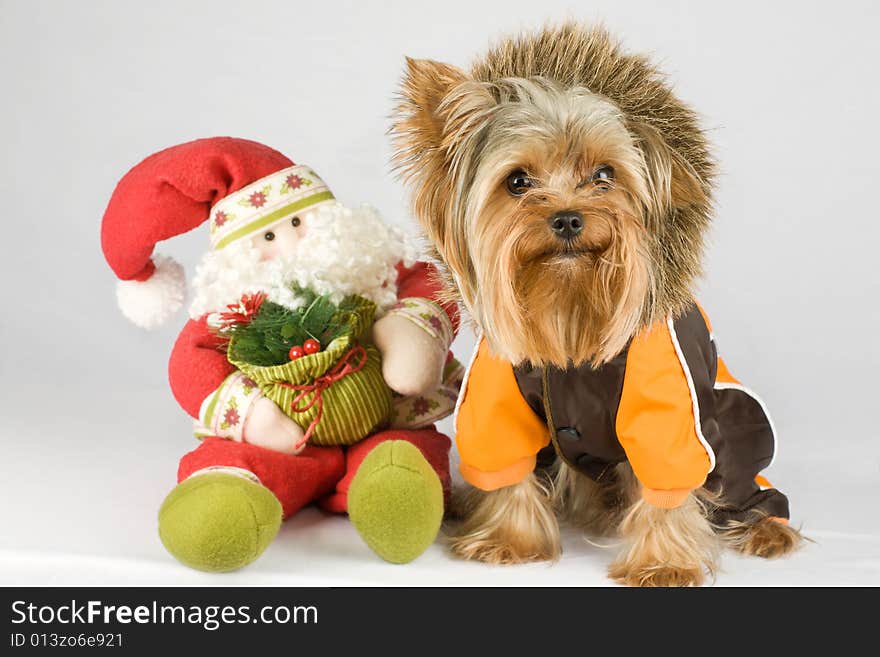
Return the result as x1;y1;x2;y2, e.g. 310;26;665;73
303;338;321;354
288;345;305;360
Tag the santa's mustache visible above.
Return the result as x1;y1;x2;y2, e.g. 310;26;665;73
188;204;415;320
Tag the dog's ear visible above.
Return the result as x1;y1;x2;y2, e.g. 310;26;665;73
392;58;497;180
392;58;498;310
393;58;469;162
392;59;495;288
629;121;709;223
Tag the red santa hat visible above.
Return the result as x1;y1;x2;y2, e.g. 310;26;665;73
101;137;336;329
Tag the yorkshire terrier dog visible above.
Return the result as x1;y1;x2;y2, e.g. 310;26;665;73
391;23;803;586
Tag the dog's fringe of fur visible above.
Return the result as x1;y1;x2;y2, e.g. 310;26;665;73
449;459;802;583
470;23;715;185
608;490;720;587
446;473;561;564
555;461;721;586
555;460;802;583
718;512;806;559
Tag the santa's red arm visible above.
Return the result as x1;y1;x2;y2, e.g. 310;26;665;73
168;316;236;419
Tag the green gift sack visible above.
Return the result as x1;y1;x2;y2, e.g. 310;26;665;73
227;294;392;446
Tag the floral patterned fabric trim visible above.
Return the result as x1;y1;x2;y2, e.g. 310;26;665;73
209;165;336;250
390;357;465;429
385;297;455;350
194;371;263;441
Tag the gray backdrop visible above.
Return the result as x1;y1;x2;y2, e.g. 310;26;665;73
1;0;878;584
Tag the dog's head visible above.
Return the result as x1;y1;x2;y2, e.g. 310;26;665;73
392;24;715;367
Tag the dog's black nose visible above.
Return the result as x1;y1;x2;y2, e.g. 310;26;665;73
548;211;584;240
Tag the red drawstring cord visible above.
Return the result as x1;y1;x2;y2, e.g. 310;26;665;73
277;345;368;449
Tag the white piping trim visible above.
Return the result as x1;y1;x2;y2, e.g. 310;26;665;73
713;381;778;469
452;332;483;429
666;317;717;472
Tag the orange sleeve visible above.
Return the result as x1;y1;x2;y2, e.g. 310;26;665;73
616;319;712;507
455;338;550;491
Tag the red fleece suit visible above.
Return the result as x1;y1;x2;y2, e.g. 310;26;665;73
169;262;457;518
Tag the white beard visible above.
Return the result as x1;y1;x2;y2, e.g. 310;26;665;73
188;202;418;320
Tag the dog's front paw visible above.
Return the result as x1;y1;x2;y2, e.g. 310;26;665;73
725;517;804;559
609;495;718;586
448;531;556;564
608;561;705;587
446;474;561;565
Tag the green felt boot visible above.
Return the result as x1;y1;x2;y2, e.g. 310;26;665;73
158;472;282;573
348;440;444;564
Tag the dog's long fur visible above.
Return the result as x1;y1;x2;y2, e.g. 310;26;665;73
392;23;801;585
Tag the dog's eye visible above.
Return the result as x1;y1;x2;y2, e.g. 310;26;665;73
291;216;301;227
592;165;615;186
264;231;275;241
506;170;534;196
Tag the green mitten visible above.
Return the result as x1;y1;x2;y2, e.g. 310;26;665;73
348;440;444;564
158;472;282;572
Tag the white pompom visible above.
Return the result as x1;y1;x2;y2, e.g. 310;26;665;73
116;254;186;329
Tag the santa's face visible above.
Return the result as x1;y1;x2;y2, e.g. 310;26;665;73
189;202;417;320
249;211;309;261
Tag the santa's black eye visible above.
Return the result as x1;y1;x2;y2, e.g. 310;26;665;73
264;231;275;241
592;165;615;185
291;216;301;227
506;170;534;196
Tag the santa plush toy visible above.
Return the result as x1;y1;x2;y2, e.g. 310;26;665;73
101;137;461;571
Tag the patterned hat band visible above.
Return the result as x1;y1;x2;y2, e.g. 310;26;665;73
208;165;336;250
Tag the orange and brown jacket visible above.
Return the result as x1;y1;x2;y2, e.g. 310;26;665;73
454;302;789;523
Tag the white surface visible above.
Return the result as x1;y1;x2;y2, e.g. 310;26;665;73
1;0;879;586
